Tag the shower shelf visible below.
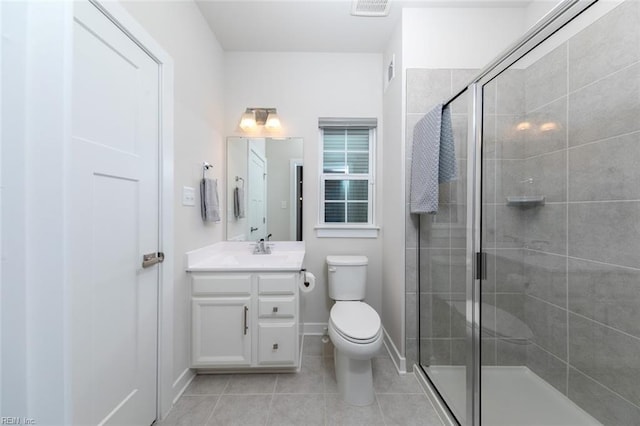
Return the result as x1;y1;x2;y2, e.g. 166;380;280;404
506;196;545;207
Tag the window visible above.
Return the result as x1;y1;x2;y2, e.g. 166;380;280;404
317;118;378;238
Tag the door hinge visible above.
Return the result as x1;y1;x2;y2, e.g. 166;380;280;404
263;217;266;224
475;252;487;280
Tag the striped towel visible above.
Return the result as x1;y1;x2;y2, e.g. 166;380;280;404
410;103;457;214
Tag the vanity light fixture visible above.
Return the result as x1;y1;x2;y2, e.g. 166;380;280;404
239;107;281;131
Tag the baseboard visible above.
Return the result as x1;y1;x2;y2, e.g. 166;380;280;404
382;327;406;374
172;368;196;405
414;365;457;426
302;322;328;335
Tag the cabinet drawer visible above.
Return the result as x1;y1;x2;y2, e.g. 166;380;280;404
258;273;297;295
258;296;295;318
192;274;252;296
257;322;297;365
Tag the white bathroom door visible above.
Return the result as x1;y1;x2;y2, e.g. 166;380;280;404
248;148;267;238
69;2;159;425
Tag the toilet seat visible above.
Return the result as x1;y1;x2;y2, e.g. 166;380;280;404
331;322;382;344
330;301;381;343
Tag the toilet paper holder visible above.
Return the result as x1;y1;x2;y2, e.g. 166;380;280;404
299;268;316;294
301;268;311;288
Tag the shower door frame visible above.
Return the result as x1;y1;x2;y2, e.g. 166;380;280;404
418;1;599;424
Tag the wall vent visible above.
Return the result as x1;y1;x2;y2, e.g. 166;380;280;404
351;0;391;17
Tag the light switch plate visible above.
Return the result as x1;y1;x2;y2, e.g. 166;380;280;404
281;201;287;209
182;186;196;206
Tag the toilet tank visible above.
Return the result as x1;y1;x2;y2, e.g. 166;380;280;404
326;255;368;300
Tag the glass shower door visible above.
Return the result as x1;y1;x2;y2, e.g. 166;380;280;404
479;1;640;424
419;88;472;425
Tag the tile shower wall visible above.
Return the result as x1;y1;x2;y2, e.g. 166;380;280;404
487;1;640;424
405;69;475;369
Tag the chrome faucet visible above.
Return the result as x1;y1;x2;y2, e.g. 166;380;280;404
253;234;273;255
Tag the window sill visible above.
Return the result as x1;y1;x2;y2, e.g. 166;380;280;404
314;225;380;238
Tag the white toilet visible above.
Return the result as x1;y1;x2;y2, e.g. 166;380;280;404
327;255;383;406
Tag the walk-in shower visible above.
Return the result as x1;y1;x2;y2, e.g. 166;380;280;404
408;0;640;424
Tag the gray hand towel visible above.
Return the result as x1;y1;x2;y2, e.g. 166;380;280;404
234;186;245;219
200;178;221;222
410;103;457;214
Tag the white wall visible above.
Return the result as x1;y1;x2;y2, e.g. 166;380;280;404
403;7;526;69
381;19;406;356
120;0;226;401
224;52;383;328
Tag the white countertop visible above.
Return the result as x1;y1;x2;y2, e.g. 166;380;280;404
185;241;305;272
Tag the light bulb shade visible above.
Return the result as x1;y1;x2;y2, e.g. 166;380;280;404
239;107;280;132
239;110;257;130
265;111;281;129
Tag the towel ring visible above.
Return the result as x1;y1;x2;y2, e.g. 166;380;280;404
202;162;213;180
235;176;245;189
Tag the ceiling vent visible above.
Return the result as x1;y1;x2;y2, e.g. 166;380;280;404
351;0;391;17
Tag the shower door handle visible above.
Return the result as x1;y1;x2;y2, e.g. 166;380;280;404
475;252;487;280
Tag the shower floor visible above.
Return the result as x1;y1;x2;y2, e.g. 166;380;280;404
425;366;601;426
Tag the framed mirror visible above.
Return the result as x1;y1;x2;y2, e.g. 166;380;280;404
226;137;303;241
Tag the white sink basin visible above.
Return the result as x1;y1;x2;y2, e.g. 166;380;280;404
186;241;305;272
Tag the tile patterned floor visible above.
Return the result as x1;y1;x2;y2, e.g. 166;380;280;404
156;336;444;426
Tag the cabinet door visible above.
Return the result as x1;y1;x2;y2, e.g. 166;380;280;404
192;297;251;367
257;322;297;366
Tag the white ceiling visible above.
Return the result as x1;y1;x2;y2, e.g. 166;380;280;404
196;0;534;53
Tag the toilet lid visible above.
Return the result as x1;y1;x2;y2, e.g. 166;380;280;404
330;301;381;341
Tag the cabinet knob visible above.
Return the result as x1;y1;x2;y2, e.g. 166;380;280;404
273;343;279;350
272;306;279;313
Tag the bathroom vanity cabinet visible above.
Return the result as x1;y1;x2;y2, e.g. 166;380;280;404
190;271;301;369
